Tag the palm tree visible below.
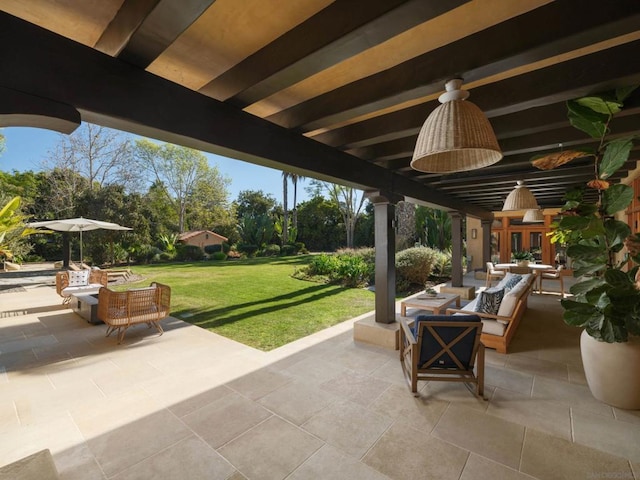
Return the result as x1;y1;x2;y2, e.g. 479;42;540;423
281;171;289;245
290;173;304;233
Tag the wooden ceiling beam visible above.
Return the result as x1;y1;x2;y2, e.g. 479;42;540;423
94;0;161;56
0;12;492;219
201;0;467;104
310;39;640;149
271;0;640;130
116;0;214;68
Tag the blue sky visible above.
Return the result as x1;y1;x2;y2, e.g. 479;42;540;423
0;126;309;208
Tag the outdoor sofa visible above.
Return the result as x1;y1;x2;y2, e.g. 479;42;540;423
446;272;536;353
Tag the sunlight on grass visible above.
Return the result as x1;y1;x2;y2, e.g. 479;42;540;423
128;256;375;350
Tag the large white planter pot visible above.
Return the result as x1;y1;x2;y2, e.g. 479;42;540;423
580;330;640;410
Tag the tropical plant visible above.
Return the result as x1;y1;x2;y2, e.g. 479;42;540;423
0;196;40;261
533;86;639;342
511;250;534;261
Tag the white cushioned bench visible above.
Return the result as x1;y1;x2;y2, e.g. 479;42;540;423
447;273;535;353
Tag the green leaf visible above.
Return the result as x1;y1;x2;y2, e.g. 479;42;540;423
558;215;591;231
576;95;622;115
603;184;634;215
569;278;605;295
600;137;634;179
604;269;631;288
563;310;591;327
603;219;631;250
567;100;608;139
616;85;638;103
566;243;605;260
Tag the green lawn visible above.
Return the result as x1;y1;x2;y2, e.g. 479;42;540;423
128;256;375;351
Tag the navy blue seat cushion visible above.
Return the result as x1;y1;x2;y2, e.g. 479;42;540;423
413;314;481;369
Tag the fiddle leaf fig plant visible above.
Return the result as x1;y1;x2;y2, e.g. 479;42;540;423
532;86;640;342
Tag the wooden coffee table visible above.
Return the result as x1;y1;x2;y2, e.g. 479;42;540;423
400;292;461;316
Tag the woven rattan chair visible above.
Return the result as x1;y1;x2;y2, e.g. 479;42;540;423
98;282;171;343
399;314;485;398
56;269;109;304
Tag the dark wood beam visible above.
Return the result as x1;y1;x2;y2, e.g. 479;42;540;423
0;86;80;133
201;0;467;105
117;0;214;68
0;12;492;219
310;39;640;149
269;0;640;130
94;0;161;56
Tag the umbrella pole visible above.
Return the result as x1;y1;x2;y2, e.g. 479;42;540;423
79;229;83;266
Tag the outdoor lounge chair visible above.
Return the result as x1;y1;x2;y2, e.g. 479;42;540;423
399;314;485;398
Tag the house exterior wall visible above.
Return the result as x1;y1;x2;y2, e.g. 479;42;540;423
182;232;225;250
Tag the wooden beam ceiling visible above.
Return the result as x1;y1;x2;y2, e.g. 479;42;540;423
1;0;640;215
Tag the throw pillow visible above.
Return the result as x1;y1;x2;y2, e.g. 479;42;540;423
502;274;522;291
68;270;89;287
474;288;505;315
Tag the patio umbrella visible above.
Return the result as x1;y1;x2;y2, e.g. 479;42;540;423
28;217;132;265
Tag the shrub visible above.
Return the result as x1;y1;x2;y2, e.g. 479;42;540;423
211;252;227;261
176;244;205;261
307;253;341;276
204;244;222;254
21;254;45;263
301;251;373;287
261;244;281;257
131;245;162;264
431;249;452;277
237;243;259;257
281;244;296;256
395;246;439;289
334;254;372;287
159;251;174;262
295;242;308;254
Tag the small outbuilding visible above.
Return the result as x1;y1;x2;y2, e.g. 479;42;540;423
178;230;227;250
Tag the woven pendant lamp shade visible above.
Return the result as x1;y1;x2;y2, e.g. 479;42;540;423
503;181;539;211
411;79;503;173
523;208;544;223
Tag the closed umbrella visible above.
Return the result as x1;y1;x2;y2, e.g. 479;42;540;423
28;217;132;265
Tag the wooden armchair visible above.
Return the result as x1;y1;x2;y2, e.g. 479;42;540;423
399;314;485;398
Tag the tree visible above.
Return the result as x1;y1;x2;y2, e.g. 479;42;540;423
41;123;135;191
296;196;343;251
134;140;230;232
234;190;278;220
308;180;366;248
416;206;451;250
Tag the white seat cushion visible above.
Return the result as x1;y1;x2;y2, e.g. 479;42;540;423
480;319;506;336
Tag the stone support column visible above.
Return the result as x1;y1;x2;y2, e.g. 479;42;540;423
366;191;403;324
481;218;493;269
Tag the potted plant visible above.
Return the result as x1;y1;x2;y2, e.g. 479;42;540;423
511;250;534;266
533;86;640;409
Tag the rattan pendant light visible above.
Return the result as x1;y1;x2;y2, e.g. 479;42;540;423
503;181;539;211
411;79;503;173
522;208;544;223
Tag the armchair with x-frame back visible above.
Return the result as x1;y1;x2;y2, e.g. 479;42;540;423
399;314;485;398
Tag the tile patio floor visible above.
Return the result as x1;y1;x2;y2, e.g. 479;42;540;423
0;272;639;479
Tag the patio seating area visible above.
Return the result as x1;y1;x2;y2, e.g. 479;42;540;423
1;274;639;479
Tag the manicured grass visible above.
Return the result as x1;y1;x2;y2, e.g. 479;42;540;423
128;256;375;351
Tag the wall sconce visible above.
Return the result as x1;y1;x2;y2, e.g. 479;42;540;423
471;228;477;239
